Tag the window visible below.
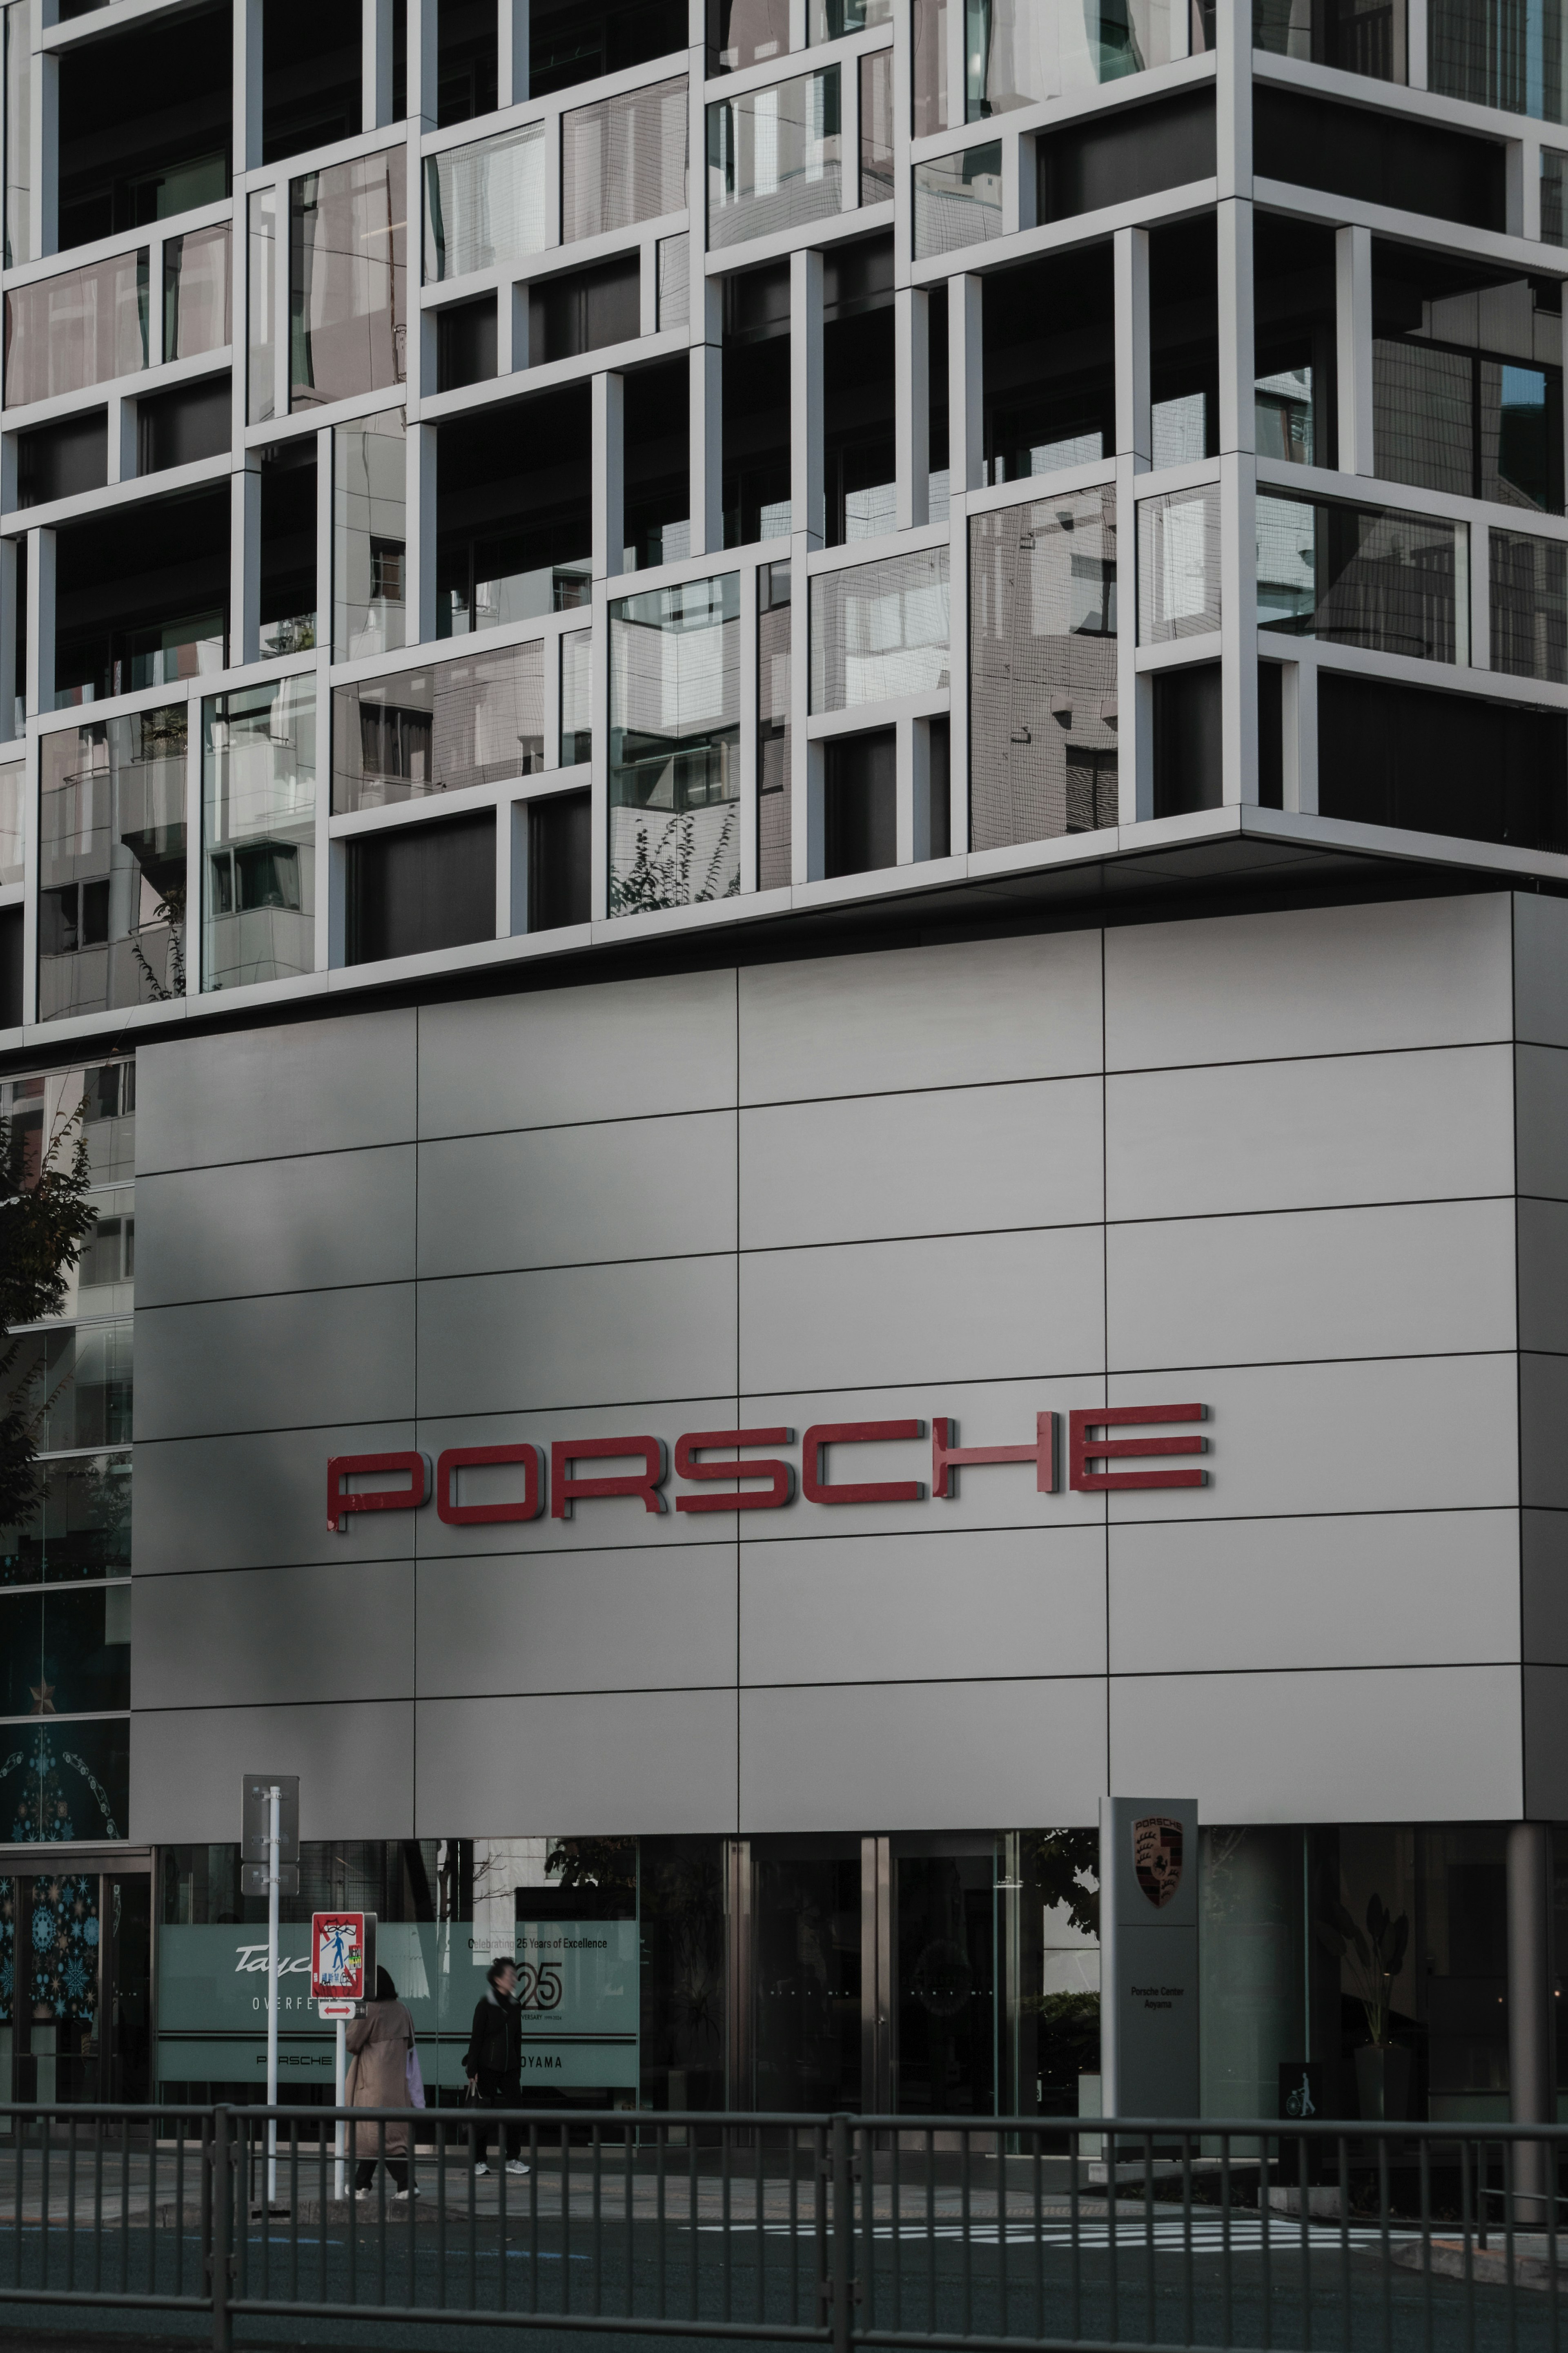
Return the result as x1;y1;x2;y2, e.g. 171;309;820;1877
202;678;315;991
437;297;497;391
913;141;1002;259
531;0;686;96
1372;247;1563;514
38;709;187;1020
1254;216;1337;471
723;263;791;547
332;642;545;812
0;756;21;885
1430;0;1566;120
1318;671;1568;850
609;574;741;915
759;560;793;890
1546;149;1568;245
969;487;1119;853
861;51;894;203
260;440;317;656
1491;529;1568;682
1152;660;1220;814
347;810;497;962
561;631;593;765
624;357;691;571
164;225;231;364
811;546;951;710
563;77;689;244
137;378;230;474
1257;493;1467;665
247;187;277;426
1252;87;1506;231
983;245;1114;486
3;252;149;410
425;123;547;283
334;412;406;660
1254;0;1407;80
290;152;408;410
658;235;690;328
16;413;108;508
913;0;949;134
4;1;29;268
824;727;896;876
708;69;842;248
1138;486;1221;642
438;388;592;636
825;237;895;546
528;256;641;363
1038;89;1214;222
56;0;229;250
1152;217;1219;467
527;791;591;930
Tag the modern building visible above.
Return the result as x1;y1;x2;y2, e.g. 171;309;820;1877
0;0;1566;2143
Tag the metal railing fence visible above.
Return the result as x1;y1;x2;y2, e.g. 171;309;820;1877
1;2104;1565;2353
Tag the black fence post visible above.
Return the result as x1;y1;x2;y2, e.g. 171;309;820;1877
210;2106;232;2353
830;2112;853;2353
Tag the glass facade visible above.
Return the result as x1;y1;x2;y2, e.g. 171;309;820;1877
609;574;741;915
1257;492;1467;665
202;678;316;990
425;123;546;283
246;187;276;426
1492;525;1568;680
163;224;230;364
0;1056;134;1872
708;69;842;249
1138;485;1222;643
1430;0;1566;119
290;152;408;411
332;641;545;812
562;77;689;245
758;558;792;890
3;250;149;408
969;486;1118;852
38;709;188;1021
913;141;1003;260
811;546;951;711
333;411;406;662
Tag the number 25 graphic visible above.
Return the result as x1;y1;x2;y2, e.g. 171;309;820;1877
517;1963;564;2010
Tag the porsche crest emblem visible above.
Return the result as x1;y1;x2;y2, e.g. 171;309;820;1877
1133;1815;1183;1908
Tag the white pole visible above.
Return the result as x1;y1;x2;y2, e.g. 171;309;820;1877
334;2015;346;2202
266;1782;280;2205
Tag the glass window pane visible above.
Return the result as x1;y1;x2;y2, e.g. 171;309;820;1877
969;486;1118;852
1374;339;1474;497
247;187;276;426
332;640;545;813
203;677;316;990
810;544;951;711
913;0;950;133
1372;245;1563;512
290;152;408;410
1545;147;1568;244
0;1452;132;1586
1431;0;1565;120
5;1321;134;1454
3;251;149;409
562;77;689;246
333;411;406;661
758;558;792;890
1491;526;1568;682
1138;484;1222;642
1256;491;1464;663
657;233;690;330
424;122;546;283
913;140;1003;261
0;754;22;885
716;0;791;70
609;573;740;914
164;223;230;365
4;1;30;270
860;50;894;203
38;708;187;1020
707;68;842;250
561;629;593;766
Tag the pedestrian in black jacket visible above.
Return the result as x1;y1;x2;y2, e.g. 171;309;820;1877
463;1958;529;2175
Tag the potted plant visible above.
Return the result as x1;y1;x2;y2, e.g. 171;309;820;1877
1316;1894;1412;2121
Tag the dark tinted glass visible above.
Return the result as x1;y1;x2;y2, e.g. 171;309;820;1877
528;789;591;930
1153;661;1222;816
824;727;896;876
347;812;497;962
530;257;641;364
438;297;499;390
1318;672;1568;850
17;411;108;508
137;377;231;474
1254;87;1506;229
1038;89;1215;221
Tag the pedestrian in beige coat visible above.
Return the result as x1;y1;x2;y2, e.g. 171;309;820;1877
348;1966;419;2198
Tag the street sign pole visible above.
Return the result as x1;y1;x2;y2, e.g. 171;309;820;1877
335;2015;347;2200
266;1781;280;2204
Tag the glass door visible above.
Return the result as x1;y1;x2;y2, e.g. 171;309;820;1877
748;1835;864;2111
891;1838;997;2118
0;1860;151;2104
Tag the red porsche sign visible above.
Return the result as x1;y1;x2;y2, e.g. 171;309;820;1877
327;1404;1207;1531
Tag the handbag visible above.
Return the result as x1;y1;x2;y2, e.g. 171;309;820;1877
406;2043;426;2110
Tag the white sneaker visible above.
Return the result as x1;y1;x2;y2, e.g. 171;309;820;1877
394;2186;420;2199
505;2161;530;2176
354;2188;374;2201
474;2162;490;2177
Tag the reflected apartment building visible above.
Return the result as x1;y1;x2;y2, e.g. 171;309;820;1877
0;0;1567;2143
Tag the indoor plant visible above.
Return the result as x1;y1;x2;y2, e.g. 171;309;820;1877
1316;1894;1412;2121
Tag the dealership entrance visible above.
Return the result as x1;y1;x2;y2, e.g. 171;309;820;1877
1;1851;152;2105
